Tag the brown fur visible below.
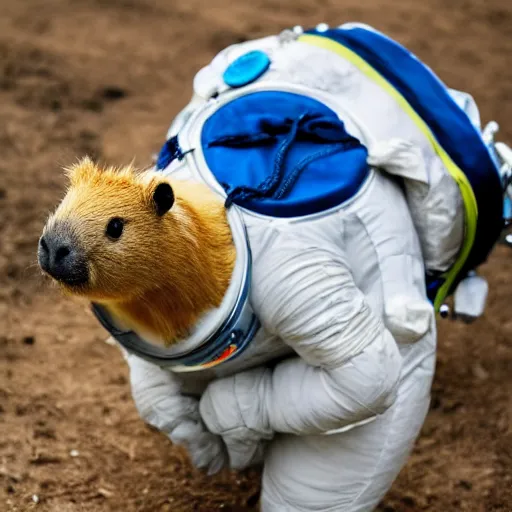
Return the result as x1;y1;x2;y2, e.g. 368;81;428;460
43;157;236;345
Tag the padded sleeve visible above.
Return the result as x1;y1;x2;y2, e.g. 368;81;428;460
199;231;402;447
126;352;227;474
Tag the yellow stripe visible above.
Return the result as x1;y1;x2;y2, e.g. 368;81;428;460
298;33;478;311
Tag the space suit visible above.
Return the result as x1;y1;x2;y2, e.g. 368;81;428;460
95;23;505;511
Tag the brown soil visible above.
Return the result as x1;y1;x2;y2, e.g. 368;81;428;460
0;0;511;511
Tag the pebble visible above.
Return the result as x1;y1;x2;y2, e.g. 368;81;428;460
472;363;489;380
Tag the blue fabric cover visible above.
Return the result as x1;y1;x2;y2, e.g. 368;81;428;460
305;25;503;283
201;91;370;217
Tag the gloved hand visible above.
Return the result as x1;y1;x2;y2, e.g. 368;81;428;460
126;352;228;475
169;418;228;475
199;367;274;470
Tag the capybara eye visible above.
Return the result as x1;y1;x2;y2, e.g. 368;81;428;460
106;218;124;240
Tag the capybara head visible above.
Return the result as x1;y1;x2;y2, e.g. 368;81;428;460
38;157;177;302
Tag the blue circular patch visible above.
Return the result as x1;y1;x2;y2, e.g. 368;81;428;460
201;91;370;218
223;50;271;88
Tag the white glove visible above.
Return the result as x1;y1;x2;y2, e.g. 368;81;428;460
199;367;274;470
126;353;228;475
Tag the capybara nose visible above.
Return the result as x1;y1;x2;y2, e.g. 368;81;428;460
38;230;88;286
38;232;73;276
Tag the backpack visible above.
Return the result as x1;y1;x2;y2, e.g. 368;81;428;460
155;22;509;320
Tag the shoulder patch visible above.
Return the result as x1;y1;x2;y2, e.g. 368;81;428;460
223;50;271;88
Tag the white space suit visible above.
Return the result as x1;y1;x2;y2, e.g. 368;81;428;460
101;23;504;511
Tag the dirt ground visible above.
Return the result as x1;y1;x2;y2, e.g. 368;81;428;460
0;0;511;510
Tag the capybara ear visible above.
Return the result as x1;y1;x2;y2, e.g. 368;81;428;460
152;182;175;216
64;156;97;185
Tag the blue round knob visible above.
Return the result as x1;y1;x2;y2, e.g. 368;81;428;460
223;50;271;88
